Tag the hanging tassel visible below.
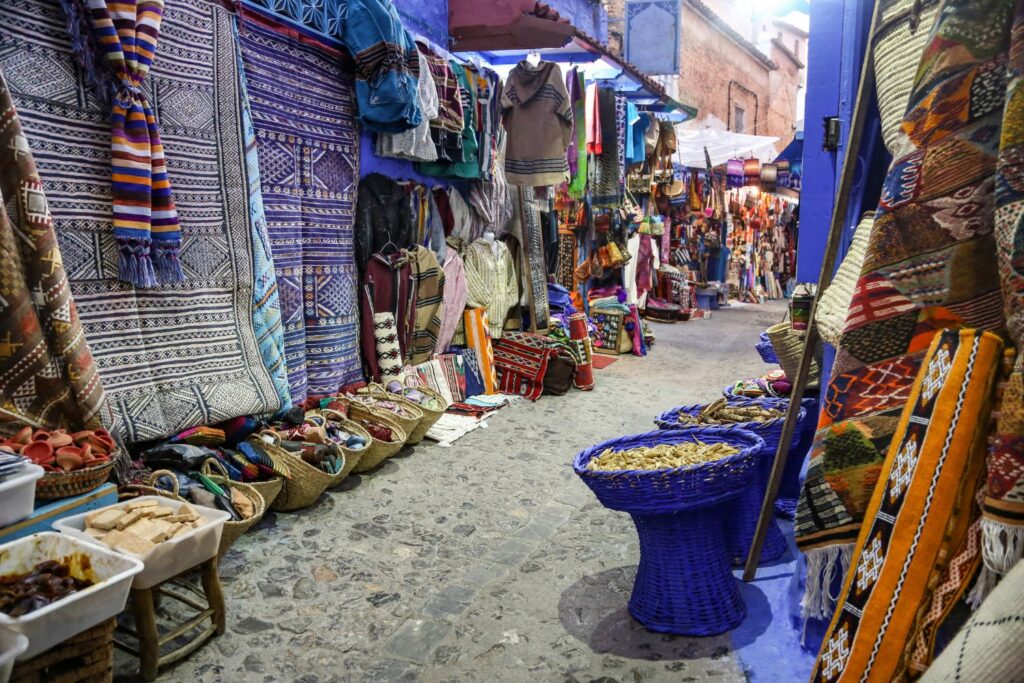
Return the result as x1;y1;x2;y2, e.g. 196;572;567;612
800;543;854;620
967;519;1024;607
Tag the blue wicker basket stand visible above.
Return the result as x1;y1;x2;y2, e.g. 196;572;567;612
573;427;764;636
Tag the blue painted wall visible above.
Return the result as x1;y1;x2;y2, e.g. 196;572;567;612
548;0;608;41
394;0;450;47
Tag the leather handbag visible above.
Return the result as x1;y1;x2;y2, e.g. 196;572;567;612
573;256;591;282
598;245;613;269
607;241;625;267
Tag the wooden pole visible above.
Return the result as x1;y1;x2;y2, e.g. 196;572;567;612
742;0;883;582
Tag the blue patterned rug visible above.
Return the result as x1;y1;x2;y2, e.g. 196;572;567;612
238;5;363;403
0;0;289;441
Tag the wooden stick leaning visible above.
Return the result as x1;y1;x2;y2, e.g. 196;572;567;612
742;0;884;582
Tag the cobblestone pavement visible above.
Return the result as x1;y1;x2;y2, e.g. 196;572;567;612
124;300;784;683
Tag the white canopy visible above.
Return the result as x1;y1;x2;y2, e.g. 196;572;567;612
672;127;781;168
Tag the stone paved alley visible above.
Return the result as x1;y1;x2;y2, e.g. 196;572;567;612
130;301;787;683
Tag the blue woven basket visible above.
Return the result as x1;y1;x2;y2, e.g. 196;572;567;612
755;332;779;364
733;396;819;502
574;427;763;635
653;402;806;565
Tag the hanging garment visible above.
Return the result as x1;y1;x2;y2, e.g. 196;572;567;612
463;309;497;394
464;239;519;337
360;252;416;382
585;82;601;154
436;247;469;352
376;50;439;162
5;0;287;441
355;174;416;272
591;88;622;206
238;7;362;404
68;0;183;288
811;330;1003;683
0;69;107;430
567;68;589;197
372;312;404;384
556;229;577;290
417;61;480;179
341;0;421;133
795;0;1017;619
635;233;656;302
417;41;464;163
501;60;572;186
408;246;445;365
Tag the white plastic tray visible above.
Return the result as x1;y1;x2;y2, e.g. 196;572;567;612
0;464;44;528
54;496;229;589
0;532;143;660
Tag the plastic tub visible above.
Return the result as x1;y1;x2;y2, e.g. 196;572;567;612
0;627;28;683
54;497;229;589
0;465;44;528
0;532;143;660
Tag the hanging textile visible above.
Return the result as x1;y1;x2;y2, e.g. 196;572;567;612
376;50;439;162
360;252;415;382
985;0;1024;595
436;249;468;352
0;69;107;430
73;0;183;287
795;0;1016;619
417;61;480;179
417;41;464;163
408;245;446;365
5;0;287;441
238;6;362;404
372;312;404;384
464;239;518;338
566;67;588;196
811;329;1003;683
591;88;622;206
501;60;572;187
463;309;497;394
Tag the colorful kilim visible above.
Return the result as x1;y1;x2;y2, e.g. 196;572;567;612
463;309;497;395
0;69;107;431
568;312;594;390
811;329;1003;682
796;0;1017;616
372;312;402;384
1;0;286;441
238;6;362;404
75;0;183;287
492;333;556;402
436;353;467;403
985;0;1024;593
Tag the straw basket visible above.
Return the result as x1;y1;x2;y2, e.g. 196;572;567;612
400;384;448;444
345;401;407;473
873;0;941;153
119;469;189;503
765;322;820;387
815;213;873;345
200;459;266;556
253;433;333;512
320;409;370;484
36;458;116;500
355;385;425;443
247;476;284;510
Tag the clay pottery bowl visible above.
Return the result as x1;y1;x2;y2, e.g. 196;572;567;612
85;434;112;455
85;454;108;466
71;431;93;445
56;450;84;472
13;426;33;445
22;441;53;464
47;432;73;448
31;430;51;442
80;443;92;461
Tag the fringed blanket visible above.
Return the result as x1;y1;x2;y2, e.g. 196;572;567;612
795;0;1017;617
812;329;1003;682
0;0;288;441
0;70;107;431
492;333;555;401
237;6;363;404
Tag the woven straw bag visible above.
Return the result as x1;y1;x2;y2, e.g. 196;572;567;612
253;432;333;512
765;323;821;387
200;459;266;557
873;0;941;153
355;385;425;443
398;377;449;443
319;409;371;485
345;401;408;473
816;213;874;345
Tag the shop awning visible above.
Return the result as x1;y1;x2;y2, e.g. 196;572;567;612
673;128;780;168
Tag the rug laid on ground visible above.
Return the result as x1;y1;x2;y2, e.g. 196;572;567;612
0;69;107;431
238;6;362;404
0;0;287;441
795;0;1018;617
811;329;1004;682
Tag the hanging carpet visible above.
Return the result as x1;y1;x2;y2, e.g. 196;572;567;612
0;0;288;441
237;5;362;404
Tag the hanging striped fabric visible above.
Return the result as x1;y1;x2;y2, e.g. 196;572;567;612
463;308;497;395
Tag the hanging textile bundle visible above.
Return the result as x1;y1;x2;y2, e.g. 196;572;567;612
776;160;791;189
743;157;761;187
726;158;744;189
760;163;778;193
75;0;184;287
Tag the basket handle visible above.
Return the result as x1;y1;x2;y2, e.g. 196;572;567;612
321;408;348;423
201;457;230;479
148;469;180;497
258;429;282;446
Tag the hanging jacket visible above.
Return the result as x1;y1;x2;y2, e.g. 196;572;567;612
408;246;446;365
360;251;416;382
502;60;572;187
417;61;481;179
341;0;421;133
355;173;415;272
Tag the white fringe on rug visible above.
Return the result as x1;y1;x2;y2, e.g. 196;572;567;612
801;543;854;620
967;519;1024;608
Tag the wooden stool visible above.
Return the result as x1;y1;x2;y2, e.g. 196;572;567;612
11;618;115;683
114;557;225;681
